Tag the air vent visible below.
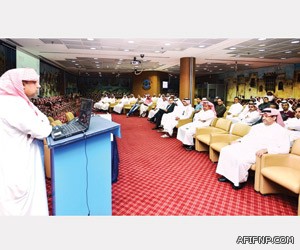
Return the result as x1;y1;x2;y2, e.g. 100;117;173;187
40;39;63;44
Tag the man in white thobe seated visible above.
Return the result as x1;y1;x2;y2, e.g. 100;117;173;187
225;96;244;120
228;102;261;126
148;94;168;120
94;94;110;111
216;108;290;190
177;102;216;151
159;98;194;138
284;106;300;146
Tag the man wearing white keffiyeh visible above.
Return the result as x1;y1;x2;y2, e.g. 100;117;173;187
0;68;52;216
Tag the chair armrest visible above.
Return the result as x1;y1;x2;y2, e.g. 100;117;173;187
210;134;240;144
177;118;193;128
260;153;291;169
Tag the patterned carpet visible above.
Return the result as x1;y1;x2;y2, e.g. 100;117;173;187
110;113;298;216
46;112;298;216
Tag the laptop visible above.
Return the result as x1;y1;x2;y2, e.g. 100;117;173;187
51;98;93;141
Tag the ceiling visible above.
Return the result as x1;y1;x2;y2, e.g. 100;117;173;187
3;38;300;77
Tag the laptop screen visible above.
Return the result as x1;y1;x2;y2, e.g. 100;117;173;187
78;98;93;128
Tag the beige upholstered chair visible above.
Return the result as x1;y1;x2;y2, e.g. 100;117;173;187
195;118;232;152
65;112;75;122
209;123;251;162
50;119;63;127
259;138;300;215
176;110;198;128
123;101;136;114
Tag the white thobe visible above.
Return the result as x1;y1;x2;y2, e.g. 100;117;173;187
148;100;168;119
140;101;152;115
113;98;129;114
284;117;300;145
176;109;215;146
226;103;243;119
94;97;110;110
0;96;52;216
216;122;290;186
161;105;194;136
229;110;261;125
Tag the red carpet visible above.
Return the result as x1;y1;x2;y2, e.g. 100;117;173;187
46;112;298;215
111;113;298;216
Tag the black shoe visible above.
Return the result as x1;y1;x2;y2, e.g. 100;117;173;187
185;145;194;151
218;176;229;183
232;183;245;190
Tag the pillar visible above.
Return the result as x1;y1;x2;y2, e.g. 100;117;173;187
179;57;195;100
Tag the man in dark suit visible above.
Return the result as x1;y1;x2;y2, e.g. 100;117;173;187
151;97;176;129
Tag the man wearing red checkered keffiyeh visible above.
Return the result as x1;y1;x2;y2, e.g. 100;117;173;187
0;68;52;216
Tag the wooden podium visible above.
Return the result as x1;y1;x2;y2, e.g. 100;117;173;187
47;116;121;216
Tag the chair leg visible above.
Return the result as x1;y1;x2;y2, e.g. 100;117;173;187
209;147;219;163
195;139;209;152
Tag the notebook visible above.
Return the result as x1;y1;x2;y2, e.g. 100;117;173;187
51;98;93;141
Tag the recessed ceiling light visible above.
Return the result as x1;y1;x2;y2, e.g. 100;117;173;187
259;56;264;59
258;38;266;41
285;51;292;54
291;40;299;44
123;49;129;52
198;45;205;48
164;43;171;46
87;38;94;41
281;57;286;60
258;49;265;52
259;44;265;47
90;47;96;50
229;47;236;50
128;40;134;43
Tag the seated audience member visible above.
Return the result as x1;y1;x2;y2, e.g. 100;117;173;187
177;102;216;151
284;106;300;146
216;108;290;190
126;95;142;117
113;94;130;114
94;94;110;111
228;102;261;126
212;96;219;107
258;96;270;111
150;97;176;129
108;94;116;105
160;98;194;138
215;98;227;117
253;102;279;126
226;96;243;119
266;91;276;102
139;94;153;117
194;97;203;113
148;94;168;120
279;99;295;121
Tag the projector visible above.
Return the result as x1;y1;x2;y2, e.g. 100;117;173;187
130;57;141;65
